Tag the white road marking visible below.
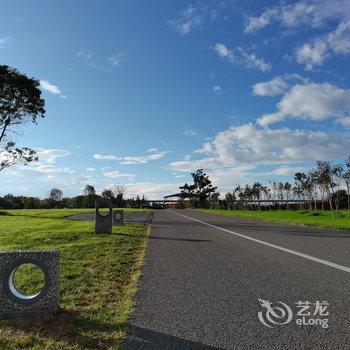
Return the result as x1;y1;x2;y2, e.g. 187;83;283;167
171;210;350;274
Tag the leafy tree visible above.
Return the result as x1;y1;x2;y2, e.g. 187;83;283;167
49;188;63;202
101;189;115;201
179;169;217;208
0;65;45;171
252;182;264;210
225;191;236;210
83;184;96;196
343;156;350;213
314;161;337;217
112;185;127;208
82;184;97;208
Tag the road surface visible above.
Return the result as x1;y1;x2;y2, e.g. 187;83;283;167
123;209;350;349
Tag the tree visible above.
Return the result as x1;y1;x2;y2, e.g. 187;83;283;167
112;185;127;207
343;156;350;213
49;188;63;202
101;188;114;201
83;184;96;196
82;184;96;208
179;169;217;208
0;65;45;171
314;161;337;218
225;191;236;210
252;182;264;210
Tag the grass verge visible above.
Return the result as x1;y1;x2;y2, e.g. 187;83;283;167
0;209;149;349
198;209;350;230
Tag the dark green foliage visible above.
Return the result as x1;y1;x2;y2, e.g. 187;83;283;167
179;169;218;208
0;65;45;171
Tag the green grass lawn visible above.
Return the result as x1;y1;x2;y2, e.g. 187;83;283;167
198;209;350;230
0;209;150;349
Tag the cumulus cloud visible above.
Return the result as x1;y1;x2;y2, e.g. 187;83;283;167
93;153;119;160
253;76;290;96
40;80;66;98
213;43;271;72
296;20;350;69
170;123;350;171
244;1;350;69
257;83;350;126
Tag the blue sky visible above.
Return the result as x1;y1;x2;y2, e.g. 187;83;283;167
1;0;350;198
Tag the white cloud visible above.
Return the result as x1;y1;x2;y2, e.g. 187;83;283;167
245;0;350;33
296;40;329;70
252;77;289;96
263;165;310;176
170;123;350;171
168;2;226;35
257;83;350;126
37;149;71;164
119;150;167;165
94;149;166;165
253;75;307;99
106;53;127;67
103;171;135;179
213;43;271;72
123;182;182;199
328;20;350;54
213;85;222;94
93;153;118;160
184;127;198;136
337;117;350;126
214;43;233;59
245;9;279;33
169;5;202;34
86;167;96;172
0;36;9;49
169;157;221;172
296;20;350;69
245;1;350;69
40;80;66;98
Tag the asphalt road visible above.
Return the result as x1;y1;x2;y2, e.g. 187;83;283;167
122;209;350;350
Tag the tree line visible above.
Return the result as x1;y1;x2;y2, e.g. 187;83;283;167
0;185;149;210
179;158;350;216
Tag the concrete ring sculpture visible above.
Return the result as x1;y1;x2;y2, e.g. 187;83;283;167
114;212;122;220
0;250;60;316
96;206;113;217
3;259;49;304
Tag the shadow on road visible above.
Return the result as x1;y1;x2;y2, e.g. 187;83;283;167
122;325;223;350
